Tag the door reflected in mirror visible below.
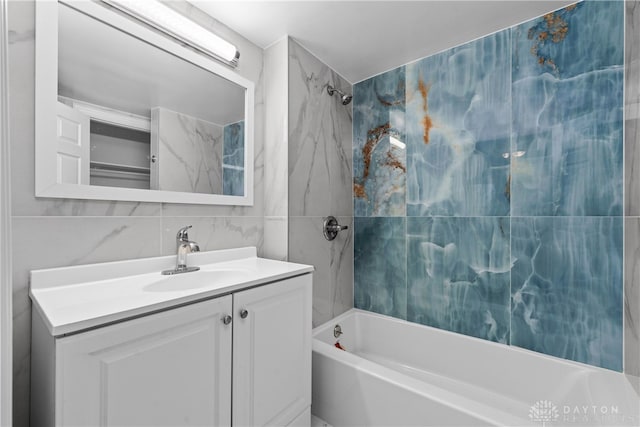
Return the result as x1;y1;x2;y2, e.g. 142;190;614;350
56;2;246;196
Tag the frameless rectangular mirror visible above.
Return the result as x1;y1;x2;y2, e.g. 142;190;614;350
35;0;254;205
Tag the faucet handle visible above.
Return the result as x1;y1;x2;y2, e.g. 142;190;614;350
177;225;192;241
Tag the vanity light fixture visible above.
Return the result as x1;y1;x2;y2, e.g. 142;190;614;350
102;0;240;67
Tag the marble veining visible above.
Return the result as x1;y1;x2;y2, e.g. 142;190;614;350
407;217;511;343
406;31;511;217
222;120;245;196
353;67;406;217
161;216;263;256
354;217;407;319
286;39;354;327
288;39;353;217
511;1;624;216
153;107;224;194
223;120;244;167
289;216;353;327
264;38;289;221
626;0;640;216
510;217;623;371
624;218;640;376
353;0;629;373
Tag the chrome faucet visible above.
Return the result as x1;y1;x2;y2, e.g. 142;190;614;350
162;225;200;275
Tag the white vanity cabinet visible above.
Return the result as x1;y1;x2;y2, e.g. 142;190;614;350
31;255;312;427
233;276;312;427
52;295;234;427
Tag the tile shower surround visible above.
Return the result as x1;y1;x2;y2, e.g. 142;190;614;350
286;39;354;327
354;0;633;372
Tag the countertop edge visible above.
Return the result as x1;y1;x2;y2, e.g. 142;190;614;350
38;267;314;337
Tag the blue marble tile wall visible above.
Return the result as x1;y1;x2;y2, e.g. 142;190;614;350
354;1;627;372
222;120;244;196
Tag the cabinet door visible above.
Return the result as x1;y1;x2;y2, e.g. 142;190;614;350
56;296;233;427
233;274;312;427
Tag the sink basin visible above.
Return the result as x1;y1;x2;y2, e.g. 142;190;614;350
143;269;251;292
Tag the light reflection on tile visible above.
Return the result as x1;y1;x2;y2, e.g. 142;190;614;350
406;32;511;217
353;67;406;217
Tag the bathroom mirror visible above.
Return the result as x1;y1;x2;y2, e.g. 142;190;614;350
35;0;254;205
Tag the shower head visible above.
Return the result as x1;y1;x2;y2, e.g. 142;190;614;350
327;84;352;105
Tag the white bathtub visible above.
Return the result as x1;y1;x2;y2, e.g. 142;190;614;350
312;309;640;427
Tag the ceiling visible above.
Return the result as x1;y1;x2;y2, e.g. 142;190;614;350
193;1;575;83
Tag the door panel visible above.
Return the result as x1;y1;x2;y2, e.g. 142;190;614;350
56;296;233;427
233;275;312;427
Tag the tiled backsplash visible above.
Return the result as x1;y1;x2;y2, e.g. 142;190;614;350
354;1;631;372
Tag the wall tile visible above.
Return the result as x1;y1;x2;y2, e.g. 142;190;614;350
289;216;353;327
353;67;406;217
406;31;511;217
626;0;640;114
160;216;263;256
223;121;245;196
11;216;163;426
510;217;623;371
153;108;224;194
511;1;624;216
222;169;244;197
626;0;640;216
625;218;640;376
264;38;289;218
263;216;288;261
354;217;406;318
352;0;630;375
407;217;511;343
285;39;354;327
223;121;245;167
288;40;353;217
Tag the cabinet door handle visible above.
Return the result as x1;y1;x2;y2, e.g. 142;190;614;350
240;309;249;319
222;315;232;325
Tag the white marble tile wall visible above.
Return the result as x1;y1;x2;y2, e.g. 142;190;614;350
152;108;224;194
263;38;289;260
626;0;640;216
287;39;354;327
626;0;640;379
625;218;640;377
264;38;289;218
263;216;288;261
7;1;265;425
289;217;353;327
161;216;264;256
288;39;353;218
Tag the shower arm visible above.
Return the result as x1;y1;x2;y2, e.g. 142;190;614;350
327;85;345;97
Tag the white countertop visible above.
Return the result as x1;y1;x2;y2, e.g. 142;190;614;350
30;247;314;336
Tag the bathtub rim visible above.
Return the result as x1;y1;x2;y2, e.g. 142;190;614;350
312;310;531;426
312;309;640;426
313;308;629;376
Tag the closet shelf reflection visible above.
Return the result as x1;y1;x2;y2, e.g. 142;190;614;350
90;161;151;178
